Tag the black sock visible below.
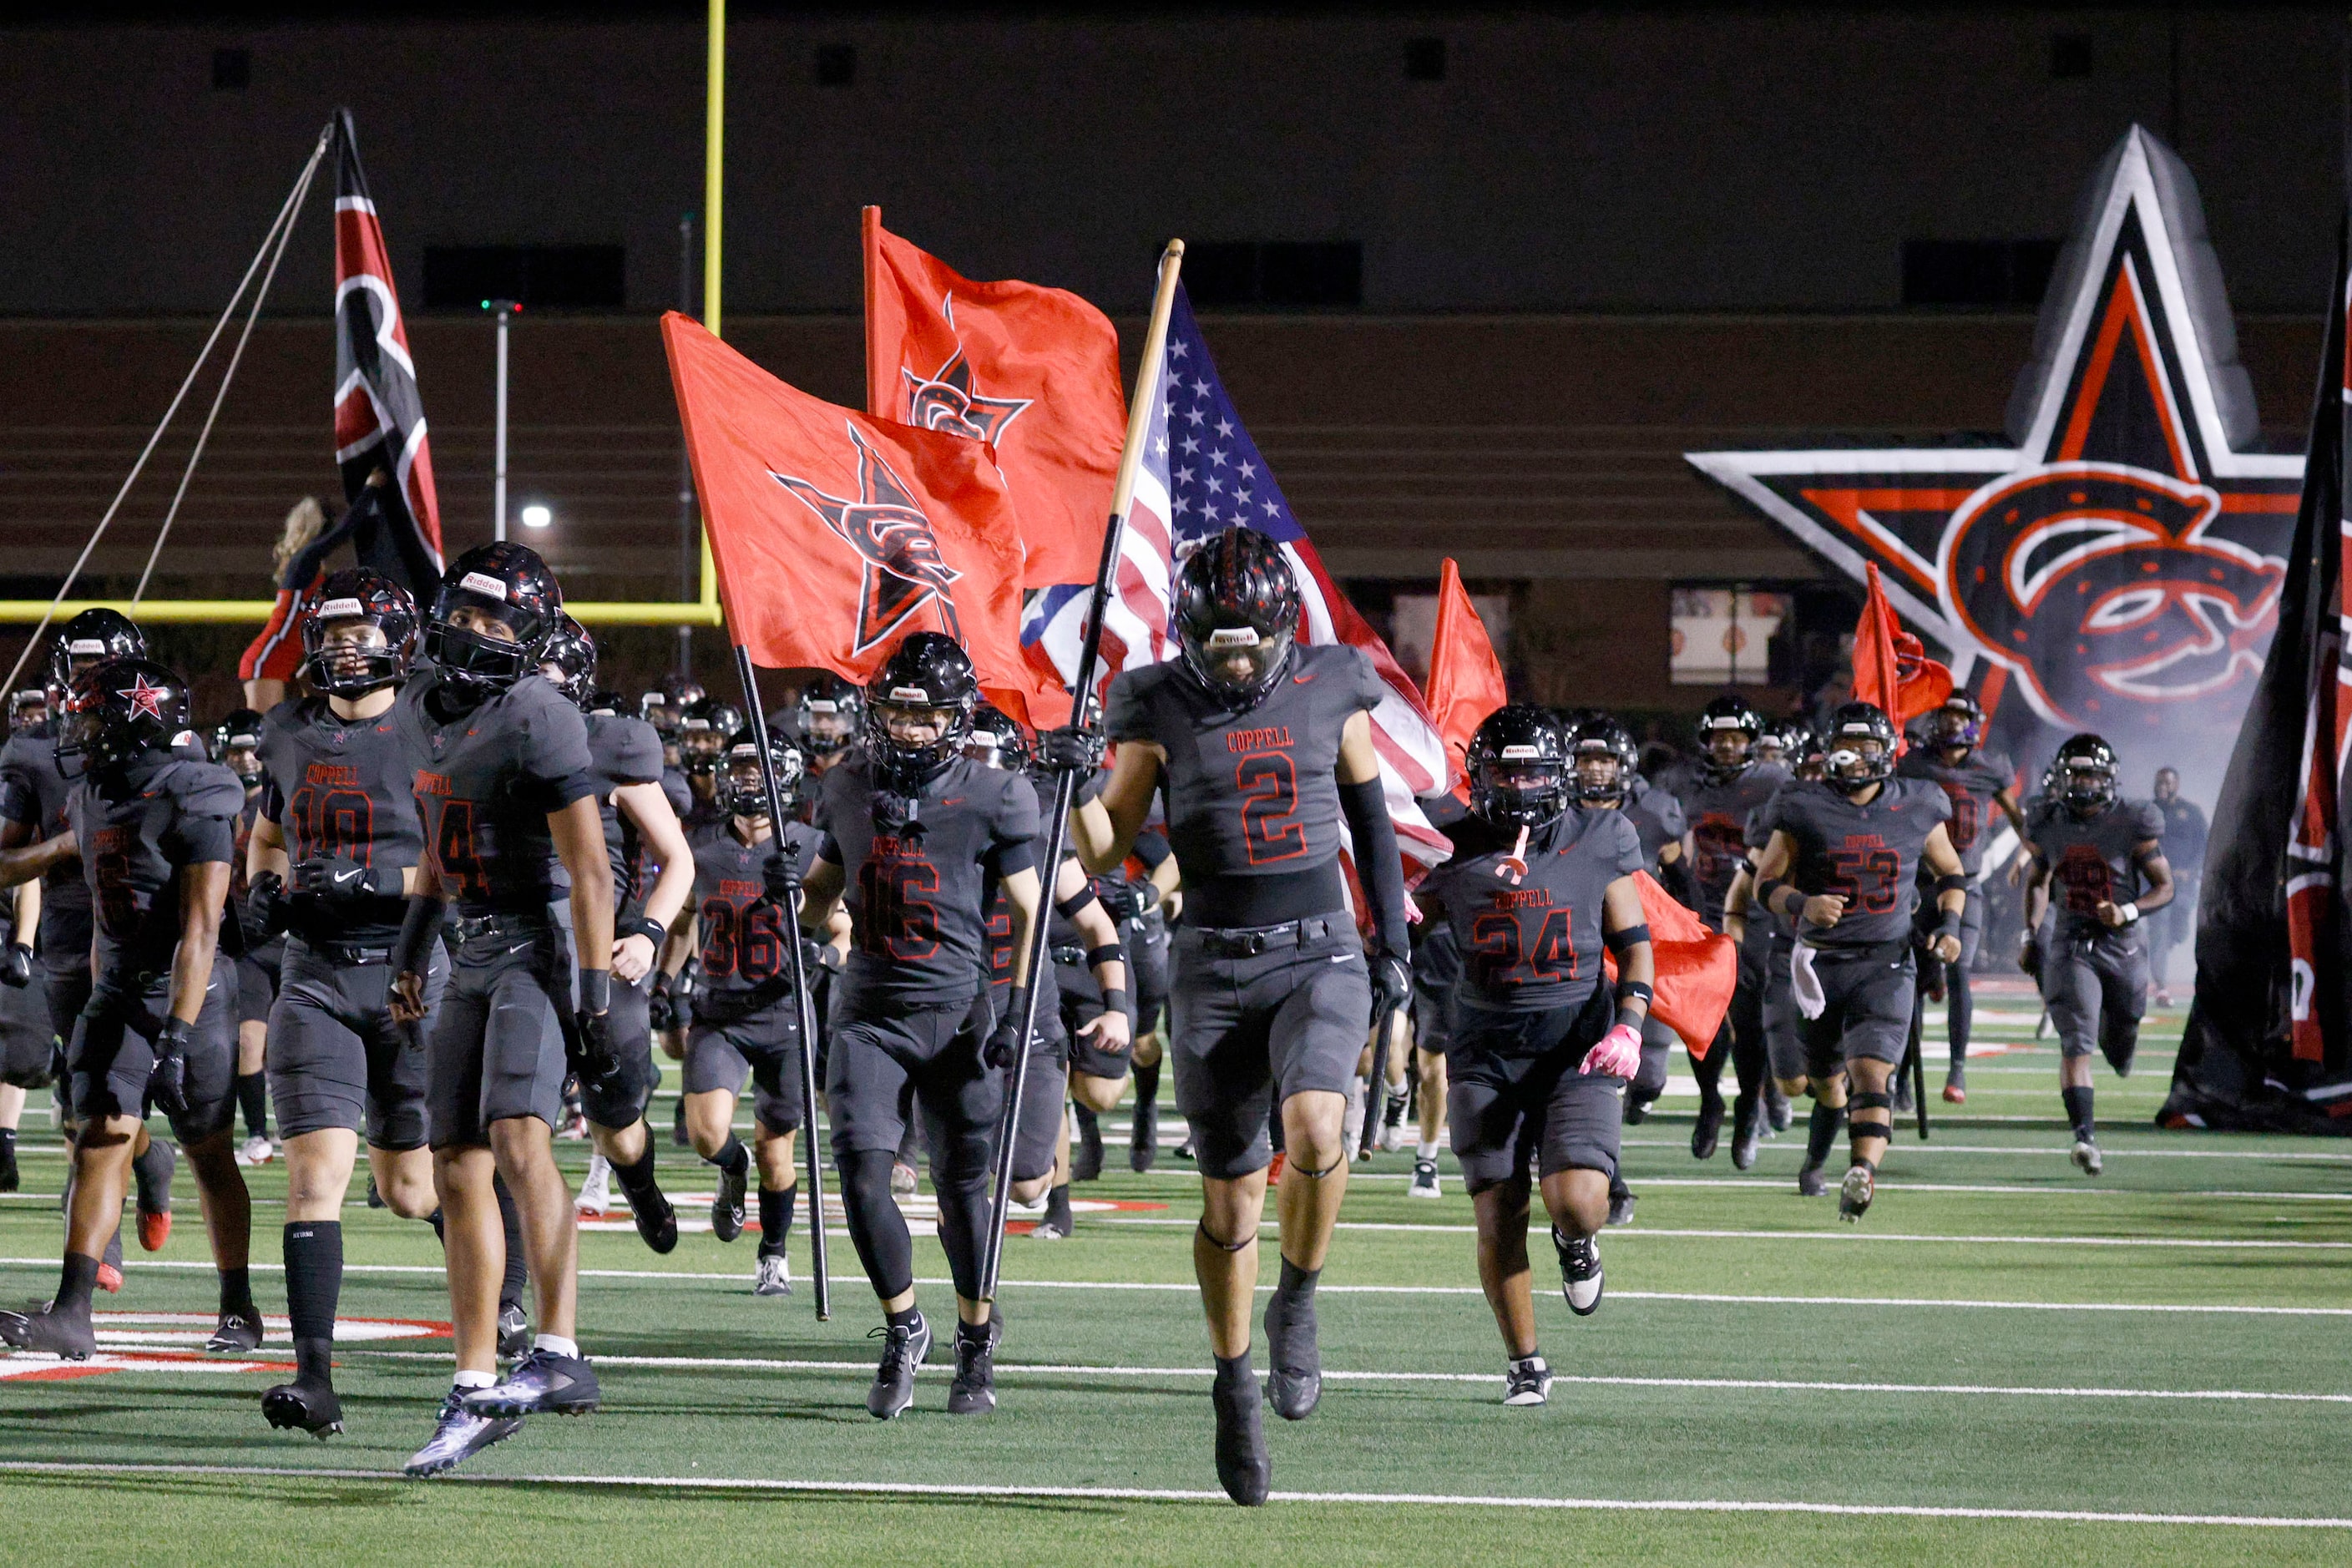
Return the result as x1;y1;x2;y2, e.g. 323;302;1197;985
219;1264;255;1318
709;1136;750;1176
839;1148;916;1301
1044;1181;1072;1229
887;1302;923;1333
494;1174;528;1312
613;1145;661;1196
1804;1100;1846;1169
1133;1059;1160;1110
1276;1255;1320;1299
1947;967;1973;1071
0;1127;16;1161
235;1073;269;1141
1074;1103;1100;1141
55;1252;99;1315
1214;1348;1254;1391
758;1183;797;1257
1690;1036;1726;1107
283;1221;342;1384
2062;1085;2095;1141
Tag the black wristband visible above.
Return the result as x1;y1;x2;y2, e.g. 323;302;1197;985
1085;943;1124;970
390;893;445;978
1935;873;1969;896
1616;979;1653;1008
1054;889;1096;921
620;913;668;946
1755;878;1788;918
1101;987;1131;1015
1934;908;1965;943
1604;922;1651;955
578;968;612;1014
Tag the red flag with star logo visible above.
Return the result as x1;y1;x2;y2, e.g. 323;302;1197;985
663;311;1063;728
863;209;1125;589
1853;562;1952;742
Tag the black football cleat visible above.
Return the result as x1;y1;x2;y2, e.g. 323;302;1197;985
463;1349;600;1417
0;1140;16;1194
496;1302;529;1360
1839;1162;1875;1222
206;1307;265;1354
948;1310;1004;1416
404;1388;523;1478
0;1301;95;1359
1129;1100;1159;1172
1731;1111;1761;1171
1555;1227;1603;1316
1262;1284;1321;1420
1211;1373;1270;1506
1691;1095;1724;1160
1797;1163;1828;1198
1766;1082;1793;1133
711;1158;748;1244
624;1180;679;1255
261;1376;345;1439
1891;1076;1915;1115
867;1313;932;1420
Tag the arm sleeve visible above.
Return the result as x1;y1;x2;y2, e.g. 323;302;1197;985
1338;775;1409;955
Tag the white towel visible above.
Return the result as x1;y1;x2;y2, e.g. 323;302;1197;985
1792;941;1827;1020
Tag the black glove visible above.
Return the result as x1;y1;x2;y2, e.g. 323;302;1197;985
675;959;700;1010
803;938;845;975
2018;935;2043;980
1369;946;1413;1014
575;1006;623;1090
147;1017;192;1117
761;850;799;908
1094;878;1146;923
245;870;291;940
647;969;676;1033
985;988;1033;1070
292;855;384;902
0;943;30;989
1038;726;1105;773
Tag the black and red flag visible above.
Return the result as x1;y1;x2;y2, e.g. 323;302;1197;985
2161;223;2352;1130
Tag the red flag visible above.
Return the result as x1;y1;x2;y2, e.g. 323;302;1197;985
662;311;1064;729
1853;562;1954;741
863;210;1125;589
1422;559;1507;796
1603;872;1737;1056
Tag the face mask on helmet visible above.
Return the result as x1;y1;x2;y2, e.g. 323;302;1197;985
1571;741;1624;803
964;708;1031;771
713;736;792;819
1823;706;1897;797
213;710;266;786
425;550;560;698
1182;622;1294;708
8;690;47;735
1173;529;1302;711
802;698;858;755
301;572;417;698
539;617;597;711
2061;762;2118;813
1930;701;1983;751
1475;753;1569;828
862;634;977;795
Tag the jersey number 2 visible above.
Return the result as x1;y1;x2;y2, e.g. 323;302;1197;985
1234;751;1307;866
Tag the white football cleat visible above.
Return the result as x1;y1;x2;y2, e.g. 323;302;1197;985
574;1154;612;1214
754;1254;792;1297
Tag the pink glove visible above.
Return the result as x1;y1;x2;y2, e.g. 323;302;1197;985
1582;1022;1642;1079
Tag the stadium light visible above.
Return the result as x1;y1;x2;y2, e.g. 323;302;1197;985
520;503;553;529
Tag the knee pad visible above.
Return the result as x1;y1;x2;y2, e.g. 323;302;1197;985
1847;1090;1893;1144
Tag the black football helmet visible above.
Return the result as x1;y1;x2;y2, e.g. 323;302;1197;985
1928;691;1985;752
1781;725;1826;781
212;707;266;786
540;615;597;711
678;696;744;776
423;542;564;696
715;729;803;818
661;672;706;710
301;568;417;698
1823;701;1898;796
2052;733;2120;816
965;702;1034;772
798;672;863;759
1696;694;1763;782
1467;704;1571;830
1568;715;1640;804
55;657;188;780
8;690;48;735
48;608;147;701
864;632;978;792
1173;528;1302;711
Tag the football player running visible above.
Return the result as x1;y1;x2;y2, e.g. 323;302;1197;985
1061;529;1412;1507
391;544;616;1477
1419;707;1652;1404
2019;735;2172;1175
1747;704;1966;1220
215;707;281;1166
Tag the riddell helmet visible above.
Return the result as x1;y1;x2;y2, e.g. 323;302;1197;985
639;690;678;738
965;702;1034;772
2052;733;2120;817
48;608;147;701
540;615;598;711
798;672;864;759
1467;704;1571;830
424;542;564;695
661;672;706;710
55;657;189;780
212;707;266;785
678;696;744;776
8;690;48;735
1173;528;1302;711
1782;725;1827;781
1696;694;1763;782
301;568;417;698
1823;702;1898;796
864;632;978;792
715;729;802;818
1568;715;1640;804
1928;691;1985;751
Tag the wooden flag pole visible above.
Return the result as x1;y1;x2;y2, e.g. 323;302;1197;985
979;240;1184;1302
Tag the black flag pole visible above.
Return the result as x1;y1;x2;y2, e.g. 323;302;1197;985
729;645;832;1321
979;239;1186;1302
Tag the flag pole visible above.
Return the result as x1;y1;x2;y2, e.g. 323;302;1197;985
980;239;1184;1302
729;645;832;1321
698;0;724;614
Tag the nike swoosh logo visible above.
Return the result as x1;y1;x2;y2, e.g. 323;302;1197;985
1292;674;1315;685
940;798;964;806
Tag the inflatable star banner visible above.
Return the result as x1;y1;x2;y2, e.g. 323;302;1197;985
1688;126;2304;792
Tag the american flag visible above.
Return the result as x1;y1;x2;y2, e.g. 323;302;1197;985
1023;283;1452;869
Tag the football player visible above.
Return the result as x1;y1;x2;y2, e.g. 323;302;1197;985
0;658;253;1358
1894;693;2026;1104
241;571;443;1435
1656;696;1789;1162
675;696;742;829
796;634;1042;1420
1118;829;1181;1173
1747;703;1966;1219
215;707;281;1166
390;544;616;1477
1061;529;1412;1506
0;690;53;1192
1417;707;1652;1404
2019;735;2172;1175
796;673;863;783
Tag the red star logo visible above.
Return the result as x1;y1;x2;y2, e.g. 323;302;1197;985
116;673;169;722
771;422;964;655
1687;125;2301;772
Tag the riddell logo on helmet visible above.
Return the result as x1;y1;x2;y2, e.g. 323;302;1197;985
1500;744;1543;760
316;598;365;619
458;571;508;600
1206;628;1262;650
888;685;933;704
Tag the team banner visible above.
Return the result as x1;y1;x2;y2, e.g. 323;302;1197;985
662;311;1059;729
1852;562;1952;743
1689;126;2302;797
862;210;1126;589
1423;557;1509;792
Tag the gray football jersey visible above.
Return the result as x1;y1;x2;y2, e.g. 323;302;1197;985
688;817;821;1010
69;753;245;974
1662;759;1793;928
257;695;431;946
1757;776;1952;950
0;724;89;957
586;712;667;908
1895;746;2015;877
2026;797;2167;935
814;752;1038;1007
1104;642;1386;893
394;670;598;918
1421;807;1643;1012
